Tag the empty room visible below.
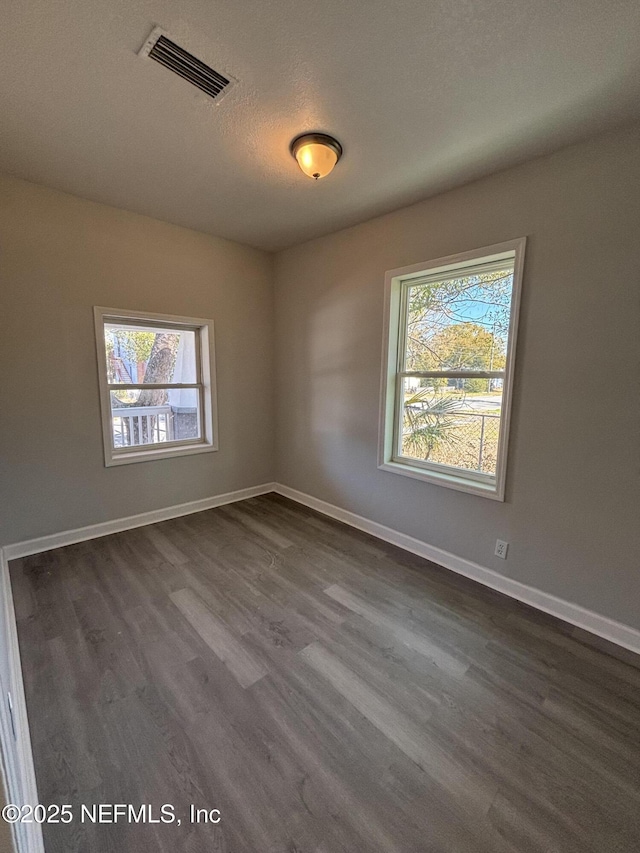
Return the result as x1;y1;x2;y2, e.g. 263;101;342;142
1;1;639;851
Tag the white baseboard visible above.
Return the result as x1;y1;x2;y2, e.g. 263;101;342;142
3;482;277;561
273;483;640;657
0;551;44;853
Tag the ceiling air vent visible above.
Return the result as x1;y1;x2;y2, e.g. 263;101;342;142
138;27;235;104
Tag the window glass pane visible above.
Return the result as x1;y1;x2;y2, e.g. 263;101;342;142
110;388;201;448
399;378;503;476
405;267;513;372
104;322;197;384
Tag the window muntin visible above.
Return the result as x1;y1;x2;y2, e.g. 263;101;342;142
95;308;217;466
379;240;525;499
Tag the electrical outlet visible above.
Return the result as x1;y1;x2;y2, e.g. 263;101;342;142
495;539;509;559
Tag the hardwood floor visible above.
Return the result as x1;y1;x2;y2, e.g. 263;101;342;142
9;494;640;852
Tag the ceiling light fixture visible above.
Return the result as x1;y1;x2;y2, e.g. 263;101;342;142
290;133;343;180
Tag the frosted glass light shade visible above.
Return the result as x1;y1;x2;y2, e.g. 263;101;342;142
290;133;343;180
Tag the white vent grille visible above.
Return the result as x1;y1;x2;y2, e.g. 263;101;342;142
138;27;235;104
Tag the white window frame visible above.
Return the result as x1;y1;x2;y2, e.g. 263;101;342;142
94;307;218;467
378;238;526;500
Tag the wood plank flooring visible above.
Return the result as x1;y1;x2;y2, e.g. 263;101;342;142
9;493;640;852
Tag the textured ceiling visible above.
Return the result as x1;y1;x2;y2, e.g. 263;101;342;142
1;0;639;250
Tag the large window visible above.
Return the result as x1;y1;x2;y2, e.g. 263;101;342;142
379;239;525;499
94;307;218;466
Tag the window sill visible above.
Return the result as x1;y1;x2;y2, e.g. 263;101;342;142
105;441;217;467
378;460;504;501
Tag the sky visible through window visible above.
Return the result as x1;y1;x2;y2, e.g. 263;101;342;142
405;269;513;373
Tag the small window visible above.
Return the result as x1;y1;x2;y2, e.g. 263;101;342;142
379;239;526;500
94;307;218;466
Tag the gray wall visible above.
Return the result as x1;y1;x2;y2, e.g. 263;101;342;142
0;175;275;544
274;125;640;630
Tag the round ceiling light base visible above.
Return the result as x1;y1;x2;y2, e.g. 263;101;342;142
290;133;343;180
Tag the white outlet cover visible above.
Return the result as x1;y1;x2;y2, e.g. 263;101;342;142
495;539;509;559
